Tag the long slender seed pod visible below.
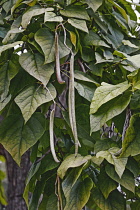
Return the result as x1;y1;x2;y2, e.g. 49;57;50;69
50;103;60;163
68;53;81;156
55;31;65;84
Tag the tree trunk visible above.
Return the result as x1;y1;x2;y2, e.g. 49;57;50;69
0;147;30;210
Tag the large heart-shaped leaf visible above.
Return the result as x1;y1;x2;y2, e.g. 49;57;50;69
98;169;118;199
106;164;135;193
63;177;93;210
90;91;131;133
19;52;54;86
90;81;131;114
15;83;56;123
35;28;70;64
90;188;126;210
0;113;45;165
74;82;95;102
21;5;53;28
62;166;84;198
60;5;89;20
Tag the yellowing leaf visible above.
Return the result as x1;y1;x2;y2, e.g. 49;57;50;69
57;154;91;179
69;31;76;47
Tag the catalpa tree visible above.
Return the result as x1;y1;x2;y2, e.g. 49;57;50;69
0;0;140;209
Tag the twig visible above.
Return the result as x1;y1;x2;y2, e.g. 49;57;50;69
77;58;86;73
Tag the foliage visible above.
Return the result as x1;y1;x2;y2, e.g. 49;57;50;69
0;0;140;209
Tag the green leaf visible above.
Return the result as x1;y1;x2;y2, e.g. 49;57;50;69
90;91;131;132
15;83;56;123
63;177;93;210
2;16;24;44
60;5;89;20
91;13;108;33
90;81;131;114
0;63;10;101
130;90;140;110
57;154;91;179
44;11;63;22
68;18;88;33
0;27;8;38
21;5;54;28
75;82;95;102
35;28;70;64
131;200;140;210
29;180;46;210
122;40;138;49
0;113;45;165
126;158;139;177
108;0;128;23
106;164;135;193
89;63;104;77
74;70;99;85
90;188;126;210
62;166;84;198
97;147;128;178
39;194;58;210
11;0;24;14
36;154;59;175
84;30;110;48
121;114;140;157
62;109;95;149
91;156;104;166
24;162;41;207
0;41;23;56
85;0;103;12
0;95;11;111
19;52;54;86
8;54;20;80
99;169;118;199
94;139;118;153
90;188;112;210
127;54;140;69
106;27;124;49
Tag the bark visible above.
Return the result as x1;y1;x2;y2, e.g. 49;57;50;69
0;146;30;210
